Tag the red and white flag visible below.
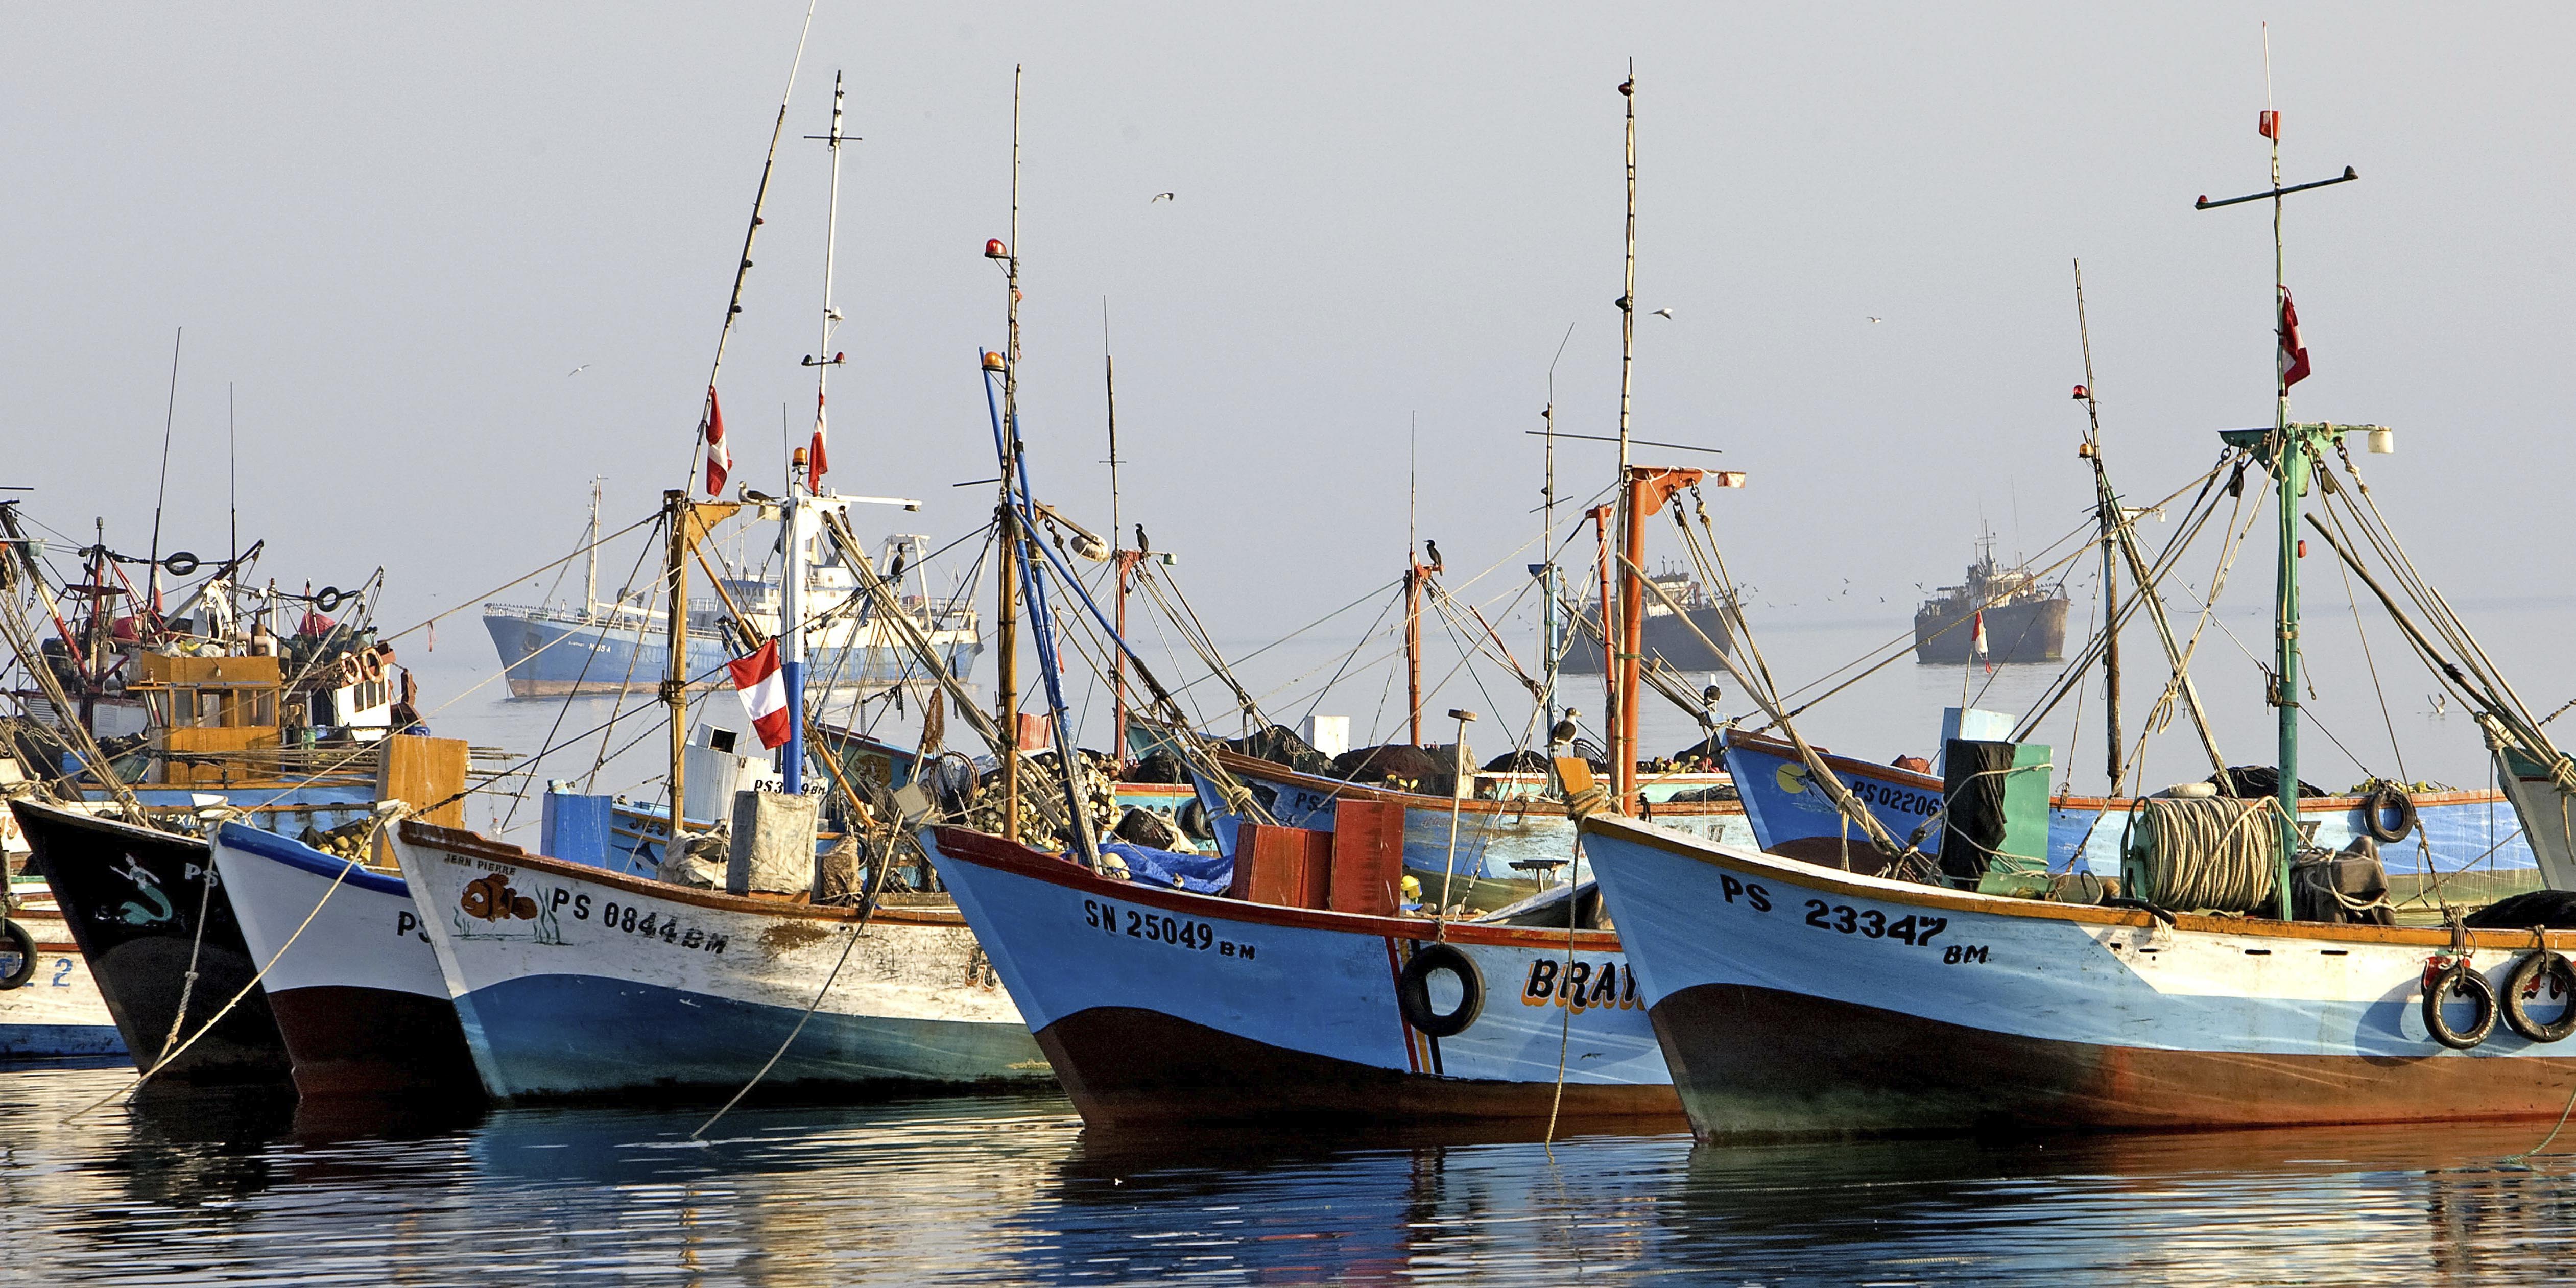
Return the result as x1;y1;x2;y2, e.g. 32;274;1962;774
1971;610;1991;672
2277;288;2312;390
809;391;830;490
727;638;792;748
702;386;732;498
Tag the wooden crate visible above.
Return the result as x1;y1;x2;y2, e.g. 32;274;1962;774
1228;822;1333;909
1330;798;1406;917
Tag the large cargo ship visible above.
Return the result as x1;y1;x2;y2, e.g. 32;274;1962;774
1911;534;2068;664
1561;568;1735;673
484;531;980;698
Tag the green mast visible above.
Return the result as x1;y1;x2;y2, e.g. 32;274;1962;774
2193;39;2358;918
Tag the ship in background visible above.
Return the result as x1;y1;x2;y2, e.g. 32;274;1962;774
1560;565;1736;673
482;487;981;698
1911;531;2069;664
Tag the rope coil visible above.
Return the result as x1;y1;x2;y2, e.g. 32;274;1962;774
2122;796;2282;914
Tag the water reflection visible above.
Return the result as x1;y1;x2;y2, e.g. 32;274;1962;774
10;1062;2576;1284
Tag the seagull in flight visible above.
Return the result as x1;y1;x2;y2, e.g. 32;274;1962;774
1650;307;1674;319
1865;316;1883;324
1151;192;1175;203
566;364;592;377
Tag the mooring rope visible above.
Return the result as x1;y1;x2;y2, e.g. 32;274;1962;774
2125;796;2284;913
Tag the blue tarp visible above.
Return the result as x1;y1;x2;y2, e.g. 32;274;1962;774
1099;840;1233;896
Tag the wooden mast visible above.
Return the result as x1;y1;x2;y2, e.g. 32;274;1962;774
2071;260;2122;793
995;65;1025;842
1611;62;1640;808
664;489;690;833
1104;300;1131;768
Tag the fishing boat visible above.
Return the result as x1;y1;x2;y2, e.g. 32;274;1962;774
1586;99;2576;1138
927;819;1678;1127
482;483;980;698
0;876;123;1058
207;821;481;1100
1559;565;1735;672
1911;531;2069;664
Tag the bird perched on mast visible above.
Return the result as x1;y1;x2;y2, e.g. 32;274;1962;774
1423;539;1443;574
1550;708;1581;747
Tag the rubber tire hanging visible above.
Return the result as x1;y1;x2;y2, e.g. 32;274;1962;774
2503;950;2576;1043
2363;784;2418;844
1397;942;1484;1038
2423;960;2498;1050
0;919;36;990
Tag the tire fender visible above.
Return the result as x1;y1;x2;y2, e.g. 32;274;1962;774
2424;959;2498;1050
1397;941;1484;1038
2504;950;2576;1043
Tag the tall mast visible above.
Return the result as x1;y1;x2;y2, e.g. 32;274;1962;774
585;475;602;613
1405;418;1423;747
778;71;849;797
1104;299;1135;768
2071;261;2121;792
995;65;1025;842
1611;62;1640;807
1539;323;1573;753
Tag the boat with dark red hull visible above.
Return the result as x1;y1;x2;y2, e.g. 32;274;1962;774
11;798;292;1088
926;823;1680;1130
208;821;481;1100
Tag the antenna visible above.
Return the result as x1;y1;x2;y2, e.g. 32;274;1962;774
147;326;182;622
2071;259;2123;793
1539;320;1575;745
800;68;852;494
227;380;238;577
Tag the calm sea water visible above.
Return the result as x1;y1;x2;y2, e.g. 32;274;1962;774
8;1062;2576;1285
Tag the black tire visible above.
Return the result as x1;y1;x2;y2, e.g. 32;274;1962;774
2504;950;2576;1043
1397;942;1484;1038
2424;960;2498;1050
313;586;345;613
1176;798;1213;842
2364;783;2417;844
160;551;200;577
0;919;35;990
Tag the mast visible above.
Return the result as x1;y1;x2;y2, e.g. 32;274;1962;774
779;71;849;797
585;476;602;613
1611;63;1640;807
665;489;690;830
1538;322;1575;759
995;65;1025;842
1104;300;1136;768
2071;260;2122;792
1405;419;1423;747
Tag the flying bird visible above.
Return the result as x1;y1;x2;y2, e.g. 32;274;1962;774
1865;316;1884;324
1650;308;1674;320
1150;192;1175;203
566;364;591;377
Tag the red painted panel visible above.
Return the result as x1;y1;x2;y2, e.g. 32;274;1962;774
1228;822;1332;909
1330;799;1405;917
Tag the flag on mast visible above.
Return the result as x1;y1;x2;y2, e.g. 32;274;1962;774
1971;609;1991;672
727;638;791;748
809;391;829;490
2278;288;2312;390
702;386;732;497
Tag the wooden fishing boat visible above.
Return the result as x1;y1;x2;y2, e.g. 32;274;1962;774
207;821;480;1099
12;798;292;1086
389;819;1049;1101
925;823;1680;1128
1580;810;2576;1136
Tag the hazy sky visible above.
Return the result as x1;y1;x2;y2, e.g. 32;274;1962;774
6;4;2570;770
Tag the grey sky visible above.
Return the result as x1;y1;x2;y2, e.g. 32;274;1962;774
6;3;2567;691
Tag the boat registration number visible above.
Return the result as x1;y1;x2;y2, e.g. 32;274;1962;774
1080;897;1257;959
1709;872;1984;959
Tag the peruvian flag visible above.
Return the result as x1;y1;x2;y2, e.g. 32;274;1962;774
727;638;792;748
2278;288;2312;390
1972;610;1991;672
702;386;732;498
809;392;830;490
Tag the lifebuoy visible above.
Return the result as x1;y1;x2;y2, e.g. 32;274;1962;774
2424;960;2497;1050
2505;950;2576;1043
0;920;35;990
1397;942;1484;1038
358;649;384;684
314;586;346;613
161;551;200;577
2364;783;2418;844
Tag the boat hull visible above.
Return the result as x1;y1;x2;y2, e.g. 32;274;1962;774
391;821;1048;1101
1913;595;2067;664
483;610;978;699
209;823;481;1100
11;799;292;1087
926;826;1680;1129
0;907;124;1058
1581;813;2576;1139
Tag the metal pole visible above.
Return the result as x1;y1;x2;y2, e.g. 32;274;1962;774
2071;260;2123;793
2266;34;2300;919
664;490;690;832
1609;63;1638;804
996;66;1025;843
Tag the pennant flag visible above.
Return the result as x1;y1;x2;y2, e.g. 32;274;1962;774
809;391;829;490
1971;609;1991;671
702;386;732;498
2278;288;2312;390
2258;109;2280;140
727;638;791;749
